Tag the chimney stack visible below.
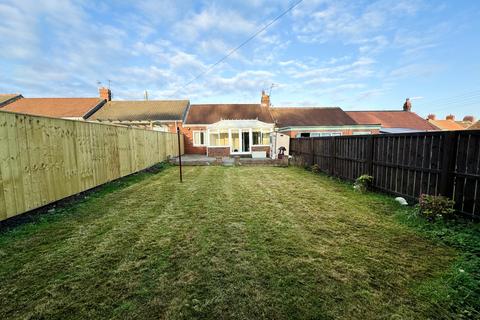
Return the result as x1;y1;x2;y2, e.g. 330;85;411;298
99;87;111;101
427;114;436;120
463;115;475;122
446;114;455;121
261;90;270;108
403;98;412;112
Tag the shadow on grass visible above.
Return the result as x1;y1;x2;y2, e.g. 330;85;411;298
0;162;173;235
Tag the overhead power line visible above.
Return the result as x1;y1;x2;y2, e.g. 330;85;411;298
420;89;480;106
167;0;304;98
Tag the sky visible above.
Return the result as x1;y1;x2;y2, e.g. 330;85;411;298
0;0;479;118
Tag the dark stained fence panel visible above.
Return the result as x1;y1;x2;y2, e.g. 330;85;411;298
289;130;480;219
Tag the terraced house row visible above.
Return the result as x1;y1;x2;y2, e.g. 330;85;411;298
1;88;475;158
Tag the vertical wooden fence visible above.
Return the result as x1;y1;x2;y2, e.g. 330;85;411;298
0;111;184;221
290;130;480;218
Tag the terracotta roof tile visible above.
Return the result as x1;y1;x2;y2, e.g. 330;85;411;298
2;98;103;118
88;100;189;121
346;111;437;130
271;107;357;127
185;104;273;124
455;121;474;129
428;119;466;131
468;121;480;130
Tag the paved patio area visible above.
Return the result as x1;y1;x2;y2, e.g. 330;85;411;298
170;154;288;166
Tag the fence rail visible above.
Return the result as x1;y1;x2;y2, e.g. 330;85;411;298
290;130;480;218
0;110;184;221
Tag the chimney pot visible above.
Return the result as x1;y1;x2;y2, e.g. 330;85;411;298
99;87;111;101
427;114;436;120
463;115;475;122
446;114;455;121
261;90;270;108
403;98;412;112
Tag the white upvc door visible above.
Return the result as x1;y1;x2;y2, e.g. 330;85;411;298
229;128;253;154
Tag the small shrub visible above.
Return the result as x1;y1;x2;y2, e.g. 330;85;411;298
417;194;456;220
311;164;321;174
354;174;373;193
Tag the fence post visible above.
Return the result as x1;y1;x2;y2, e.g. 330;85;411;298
310;138;314;166
365;135;374;176
331;137;337;176
439;131;457;197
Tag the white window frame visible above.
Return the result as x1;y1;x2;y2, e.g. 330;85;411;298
193;131;206;146
252;129;272;146
207;129;229;148
353;131;371;135
299;132;343;138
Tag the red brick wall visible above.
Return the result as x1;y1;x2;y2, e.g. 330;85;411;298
179;125;207;154
251;145;270;157
207;147;230;157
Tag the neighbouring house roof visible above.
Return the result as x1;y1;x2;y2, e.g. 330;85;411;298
456;121;474;129
346;111;438;131
184;104;274;124
271;107;358;128
0;94;22;106
468;121;480;130
88;100;189;121
1;97;105;118
427;119;466;131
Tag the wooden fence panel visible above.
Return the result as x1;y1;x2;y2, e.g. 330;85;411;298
290;130;480;218
0;110;183;221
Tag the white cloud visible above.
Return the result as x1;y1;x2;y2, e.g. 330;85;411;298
173;5;257;41
390;63;442;79
293;0;422;45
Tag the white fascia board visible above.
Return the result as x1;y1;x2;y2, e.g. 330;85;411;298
277;124;381;131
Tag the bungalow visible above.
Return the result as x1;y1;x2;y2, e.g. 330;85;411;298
426;114;476;131
181;92;274;156
346;99;438;133
87;88;189;133
271;107;380;138
468;120;480;130
0;90;106;120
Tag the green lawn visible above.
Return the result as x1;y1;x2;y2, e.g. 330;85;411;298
0;165;478;319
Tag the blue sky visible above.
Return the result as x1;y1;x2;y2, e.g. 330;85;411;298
0;0;479;118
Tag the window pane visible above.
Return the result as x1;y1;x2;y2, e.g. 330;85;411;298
209;132;218;146
193;132;205;145
219;132;228;146
262;130;270;145
209;131;228;146
193;132;199;144
231;131;240;151
252;131;261;145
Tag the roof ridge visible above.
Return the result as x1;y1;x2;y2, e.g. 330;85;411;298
109;99;189;102
346;110;405;112
271;106;338;109
190;103;260;106
18;97;100;100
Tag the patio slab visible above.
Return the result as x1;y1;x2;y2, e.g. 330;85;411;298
170;154;288;166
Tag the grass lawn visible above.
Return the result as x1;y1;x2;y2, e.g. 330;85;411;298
0;165;478;319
